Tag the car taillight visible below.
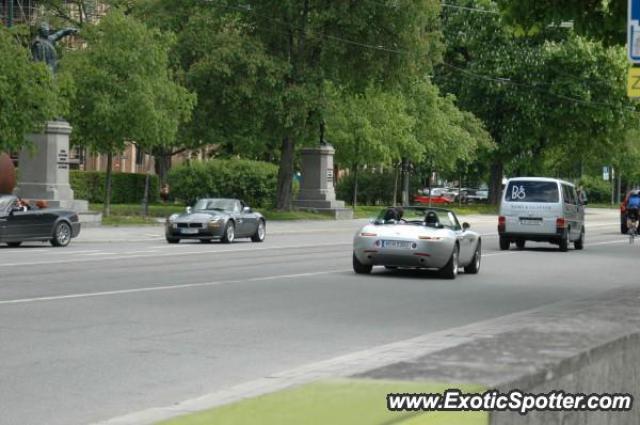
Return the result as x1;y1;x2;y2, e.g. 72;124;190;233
498;216;506;233
360;232;377;237
556;218;566;229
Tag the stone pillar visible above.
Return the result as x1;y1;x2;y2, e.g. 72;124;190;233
293;146;353;219
16;120;88;212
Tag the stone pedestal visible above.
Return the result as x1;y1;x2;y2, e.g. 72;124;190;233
293;145;353;219
17;120;88;213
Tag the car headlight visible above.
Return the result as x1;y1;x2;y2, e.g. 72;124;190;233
208;218;223;227
167;213;179;222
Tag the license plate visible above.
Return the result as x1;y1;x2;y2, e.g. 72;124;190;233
520;219;542;225
382;240;412;249
181;228;199;234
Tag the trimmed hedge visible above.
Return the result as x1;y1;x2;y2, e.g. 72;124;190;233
70;171;159;204
168;159;278;207
578;175;611;204
336;171;422;205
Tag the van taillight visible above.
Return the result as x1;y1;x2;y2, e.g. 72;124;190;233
498;216;506;233
556;218;566;229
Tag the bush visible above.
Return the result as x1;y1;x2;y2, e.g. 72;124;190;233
336;170;422;205
70;171;159;203
578;175;611;204
168;159;278;208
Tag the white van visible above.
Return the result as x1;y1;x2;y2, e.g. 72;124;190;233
498;177;585;252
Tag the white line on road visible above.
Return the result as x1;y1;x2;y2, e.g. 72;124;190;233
0;242;353;268
0;270;350;306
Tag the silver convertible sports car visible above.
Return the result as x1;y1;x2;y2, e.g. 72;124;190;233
353;207;481;279
165;198;266;244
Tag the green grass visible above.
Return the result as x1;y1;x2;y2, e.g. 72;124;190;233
156;379;487;425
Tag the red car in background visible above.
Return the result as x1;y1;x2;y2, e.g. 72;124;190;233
414;188;454;205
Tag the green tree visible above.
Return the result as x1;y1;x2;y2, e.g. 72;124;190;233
438;0;638;203
62;10;195;216
0;27;61;152
498;0;626;45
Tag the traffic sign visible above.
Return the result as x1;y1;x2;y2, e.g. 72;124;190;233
630;0;640;62
628;67;640;97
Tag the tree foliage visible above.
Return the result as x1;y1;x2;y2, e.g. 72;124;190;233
61;9;195;214
0;27;61;152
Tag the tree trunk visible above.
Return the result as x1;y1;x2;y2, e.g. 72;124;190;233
489;161;503;205
352;163;359;209
154;152;172;185
276;135;295;210
427;162;433;208
104;152;113;217
402;158;410;207
392;162;399;207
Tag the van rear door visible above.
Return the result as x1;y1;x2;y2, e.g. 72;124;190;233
501;180;562;235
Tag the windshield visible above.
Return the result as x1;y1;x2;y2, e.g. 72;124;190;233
504;181;559;203
375;207;461;230
193;198;237;212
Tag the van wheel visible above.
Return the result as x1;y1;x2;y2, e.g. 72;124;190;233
559;233;569;252
515;239;525;249
574;228;584;250
499;237;510;251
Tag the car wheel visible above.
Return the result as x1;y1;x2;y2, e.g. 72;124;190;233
6;242;22;248
559;232;569;252
499;236;510;251
166;237;180;244
621;218;628;234
221;221;235;244
251;219;266;242
51;221;72;247
464;240;481;274
574;228;584;250
515;239;525;249
439;244;459;279
353;252;372;274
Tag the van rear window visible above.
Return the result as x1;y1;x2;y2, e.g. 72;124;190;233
505;181;559;203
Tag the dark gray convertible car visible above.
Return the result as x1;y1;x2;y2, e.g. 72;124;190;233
165;198;266;244
0;194;81;247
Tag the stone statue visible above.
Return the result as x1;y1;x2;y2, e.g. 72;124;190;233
319;120;332;147
31;22;77;74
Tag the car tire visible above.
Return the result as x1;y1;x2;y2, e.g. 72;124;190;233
251;219;266;242
559;232;569;252
353;252;372;274
166;237;180;244
499;237;510;251
515;239;525;249
50;221;72;247
439;244;459;279
464;240;481;274
574;228;584;250
7;242;21;247
621;218;628;234
221;221;235;244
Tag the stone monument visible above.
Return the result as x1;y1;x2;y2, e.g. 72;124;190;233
293;144;353;219
15;23;99;224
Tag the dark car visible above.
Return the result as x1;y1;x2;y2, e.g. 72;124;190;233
0;194;81;247
620;190;640;234
165;198;266;244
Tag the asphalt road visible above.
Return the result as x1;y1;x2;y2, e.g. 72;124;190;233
0;209;636;425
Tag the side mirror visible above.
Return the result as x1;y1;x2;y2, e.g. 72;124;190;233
462;222;470;231
243;206;252;213
186;206;192;214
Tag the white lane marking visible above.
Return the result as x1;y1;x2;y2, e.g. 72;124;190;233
0;270;350;306
0;242;353;268
80;252;117;256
